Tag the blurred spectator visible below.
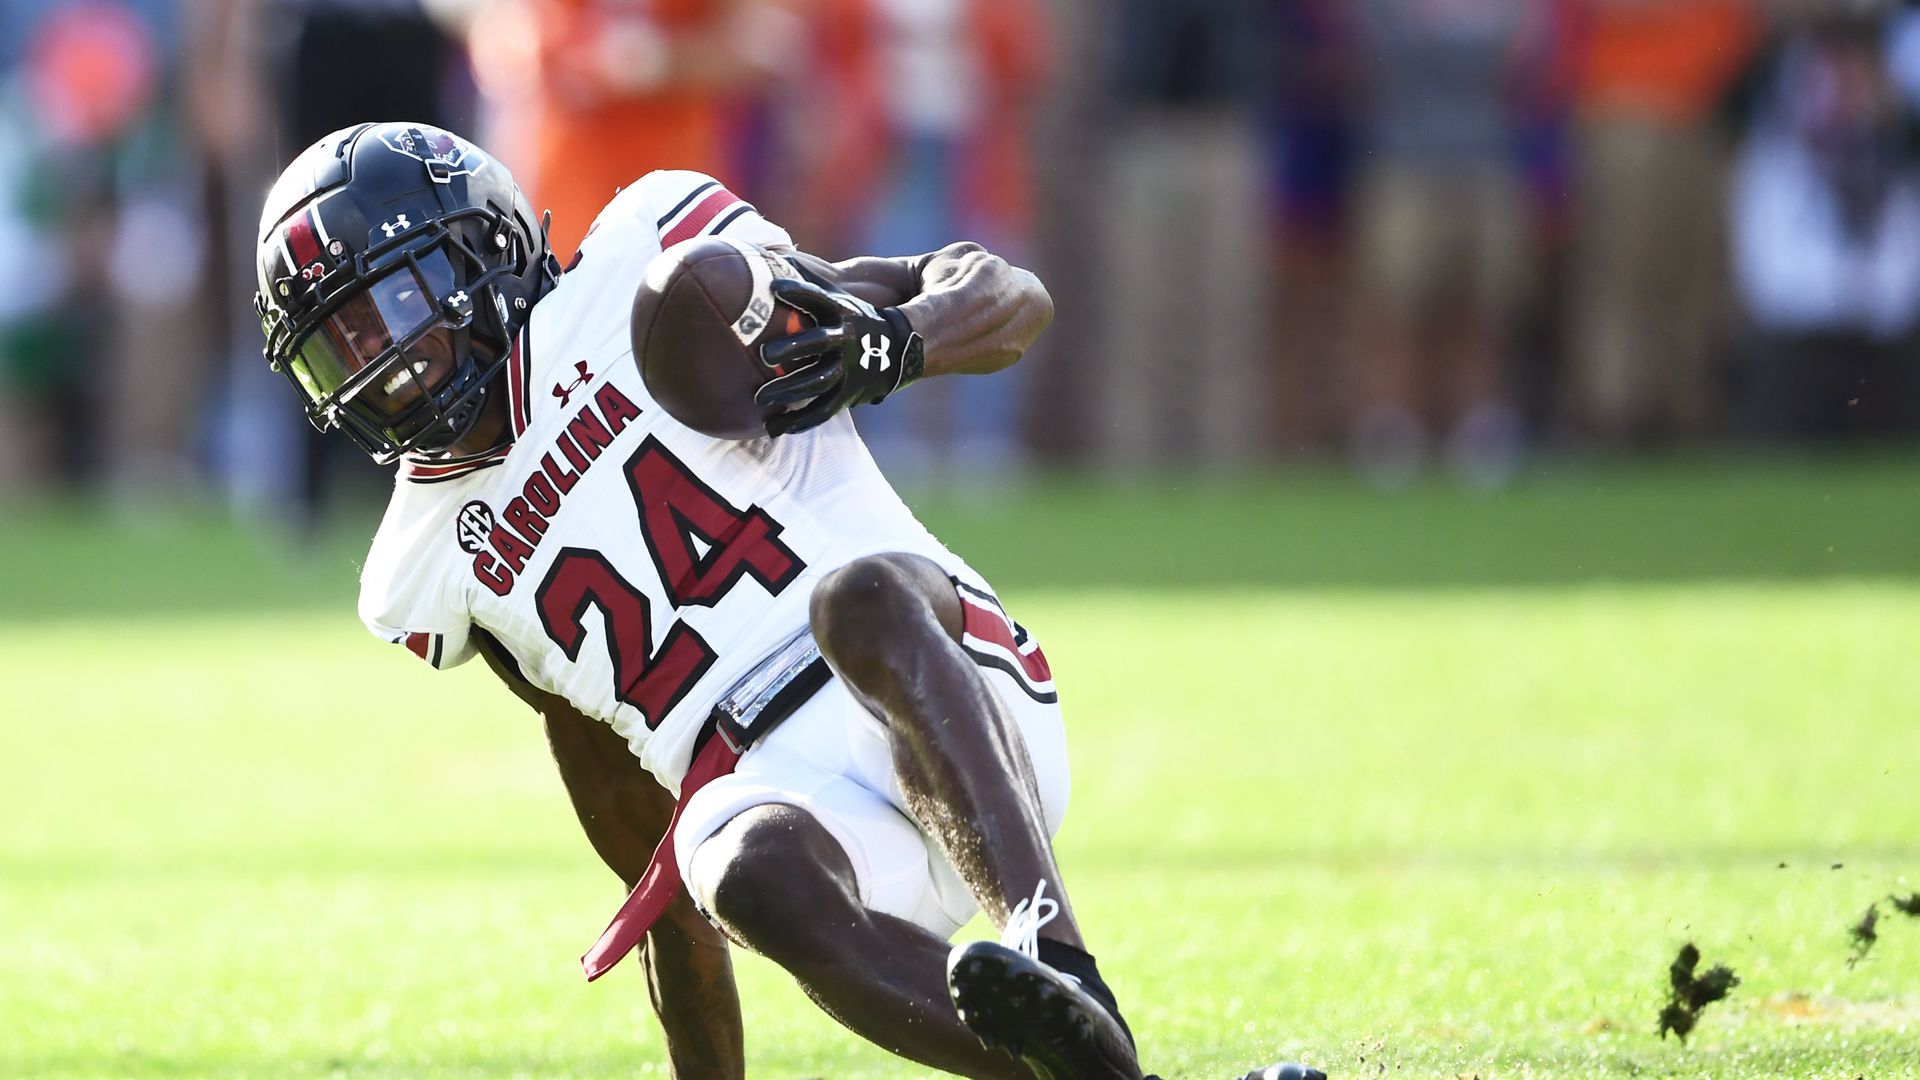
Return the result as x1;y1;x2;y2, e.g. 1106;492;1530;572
1730;7;1920;438
1091;0;1272;471
190;0;465;526
696;0;873;249
0;0;172;496
840;0;1050;484
1563;0;1758;446
1263;0;1357;454
281;1;462;148
0;101;92;494
467;0;792;264
1348;0;1540;488
1508;0;1584;438
100;0;212;504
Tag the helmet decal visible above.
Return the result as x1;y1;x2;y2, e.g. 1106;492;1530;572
379;126;484;179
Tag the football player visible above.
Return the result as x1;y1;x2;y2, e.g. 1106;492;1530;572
254;122;1319;1080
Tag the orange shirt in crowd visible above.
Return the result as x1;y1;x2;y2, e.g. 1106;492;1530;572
1578;0;1760;126
794;0;1048;249
508;0;754;261
957;0;1049;239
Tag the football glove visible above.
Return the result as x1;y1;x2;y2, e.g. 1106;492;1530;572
755;277;924;437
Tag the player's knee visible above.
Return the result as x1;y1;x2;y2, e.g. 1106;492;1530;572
810;554;960;667
696;806;860;963
703;859;783;952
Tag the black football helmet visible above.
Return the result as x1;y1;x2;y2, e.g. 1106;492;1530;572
255;122;557;462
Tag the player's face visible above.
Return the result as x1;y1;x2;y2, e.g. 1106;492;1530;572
360;320;455;423
290;251;463;426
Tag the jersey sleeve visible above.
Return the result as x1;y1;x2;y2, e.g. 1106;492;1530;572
357;489;480;672
583;169;793;256
365;623;478;671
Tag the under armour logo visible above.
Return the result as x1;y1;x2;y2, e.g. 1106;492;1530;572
380;214;412;239
860;333;891;372
447;290;469;307
552;360;595;406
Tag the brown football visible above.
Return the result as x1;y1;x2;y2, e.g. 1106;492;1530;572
631;236;812;440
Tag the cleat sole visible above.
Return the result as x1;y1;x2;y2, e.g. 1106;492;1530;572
948;941;1129;1080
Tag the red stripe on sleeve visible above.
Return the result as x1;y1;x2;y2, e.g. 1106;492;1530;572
404;632;433;661
960;598;1053;684
660;189;741;248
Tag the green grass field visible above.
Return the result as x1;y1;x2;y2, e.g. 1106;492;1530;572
4;455;1919;1078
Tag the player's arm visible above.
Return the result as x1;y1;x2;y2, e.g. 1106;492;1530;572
755;244;1053;435
806;244;1054;378
472;633;745;1079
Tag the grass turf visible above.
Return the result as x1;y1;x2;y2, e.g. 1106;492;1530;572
3;456;1918;1078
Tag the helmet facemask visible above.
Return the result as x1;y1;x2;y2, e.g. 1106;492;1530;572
266;205;529;463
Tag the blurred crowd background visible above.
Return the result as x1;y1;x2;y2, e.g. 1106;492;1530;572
2;0;1919;523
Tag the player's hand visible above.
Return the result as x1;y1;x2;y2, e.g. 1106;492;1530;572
755;277;924;437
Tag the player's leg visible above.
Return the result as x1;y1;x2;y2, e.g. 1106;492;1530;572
809;553;1080;944
809;553;1142;1077
687;802;1031;1079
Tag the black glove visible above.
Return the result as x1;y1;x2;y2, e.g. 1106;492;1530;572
755;277;924;437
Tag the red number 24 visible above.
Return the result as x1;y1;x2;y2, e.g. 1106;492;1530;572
534;436;804;728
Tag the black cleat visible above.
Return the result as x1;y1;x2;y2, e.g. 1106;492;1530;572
948;939;1143;1080
1233;1066;1327;1080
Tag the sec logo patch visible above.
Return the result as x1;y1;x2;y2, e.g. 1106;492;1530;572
455;500;494;554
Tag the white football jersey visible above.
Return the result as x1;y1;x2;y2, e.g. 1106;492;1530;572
359;171;984;792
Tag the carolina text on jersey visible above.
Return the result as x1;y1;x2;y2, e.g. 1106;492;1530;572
462;380;644;596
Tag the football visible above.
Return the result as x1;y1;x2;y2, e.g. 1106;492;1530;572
631;235;813;440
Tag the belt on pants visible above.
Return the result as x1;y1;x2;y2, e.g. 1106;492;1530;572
581;627;830;981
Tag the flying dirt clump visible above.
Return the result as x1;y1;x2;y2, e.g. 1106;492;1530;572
1847;904;1880;968
1657;943;1740;1041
